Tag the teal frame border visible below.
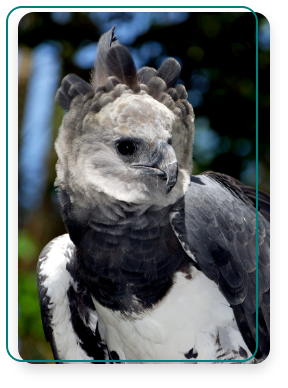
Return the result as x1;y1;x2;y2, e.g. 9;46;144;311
7;5;259;363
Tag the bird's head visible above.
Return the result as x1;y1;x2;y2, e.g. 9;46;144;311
55;26;194;210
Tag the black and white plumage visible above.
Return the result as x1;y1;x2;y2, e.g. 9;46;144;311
37;27;270;363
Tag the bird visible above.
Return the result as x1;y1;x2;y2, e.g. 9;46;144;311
37;26;270;363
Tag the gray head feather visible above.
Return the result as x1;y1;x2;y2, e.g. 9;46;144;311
55;26;195;211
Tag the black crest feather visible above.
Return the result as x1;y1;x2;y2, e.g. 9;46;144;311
93;26;138;91
137;67;158;84
175;84;188;100
93;26;119;89
55;74;93;111
106;45;138;90
157;58;181;88
146;77;167;99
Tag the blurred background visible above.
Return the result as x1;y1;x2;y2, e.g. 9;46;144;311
18;11;270;361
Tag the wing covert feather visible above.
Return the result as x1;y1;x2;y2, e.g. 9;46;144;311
171;174;270;360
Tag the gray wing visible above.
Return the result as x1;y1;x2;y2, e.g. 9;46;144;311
170;173;270;360
37;234;108;362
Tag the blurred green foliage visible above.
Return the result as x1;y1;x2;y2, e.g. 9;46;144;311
18;231;54;360
18;230;39;263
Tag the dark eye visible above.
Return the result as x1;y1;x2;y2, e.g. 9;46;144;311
168;137;172;145
117;140;136;156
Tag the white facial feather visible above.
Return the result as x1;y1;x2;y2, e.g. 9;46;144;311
55;92;191;209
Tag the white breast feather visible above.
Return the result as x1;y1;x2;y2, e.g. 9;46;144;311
92;269;251;362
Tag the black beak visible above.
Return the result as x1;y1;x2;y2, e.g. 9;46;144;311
131;142;178;193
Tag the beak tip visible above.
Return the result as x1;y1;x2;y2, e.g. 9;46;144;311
165;161;178;194
166;179;177;194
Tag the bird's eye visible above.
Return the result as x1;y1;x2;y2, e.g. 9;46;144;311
117;140;137;156
168;137;172;145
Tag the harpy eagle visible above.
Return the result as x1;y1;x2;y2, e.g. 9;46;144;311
37;26;270;363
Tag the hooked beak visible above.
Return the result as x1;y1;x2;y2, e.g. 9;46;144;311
131;142;178;193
